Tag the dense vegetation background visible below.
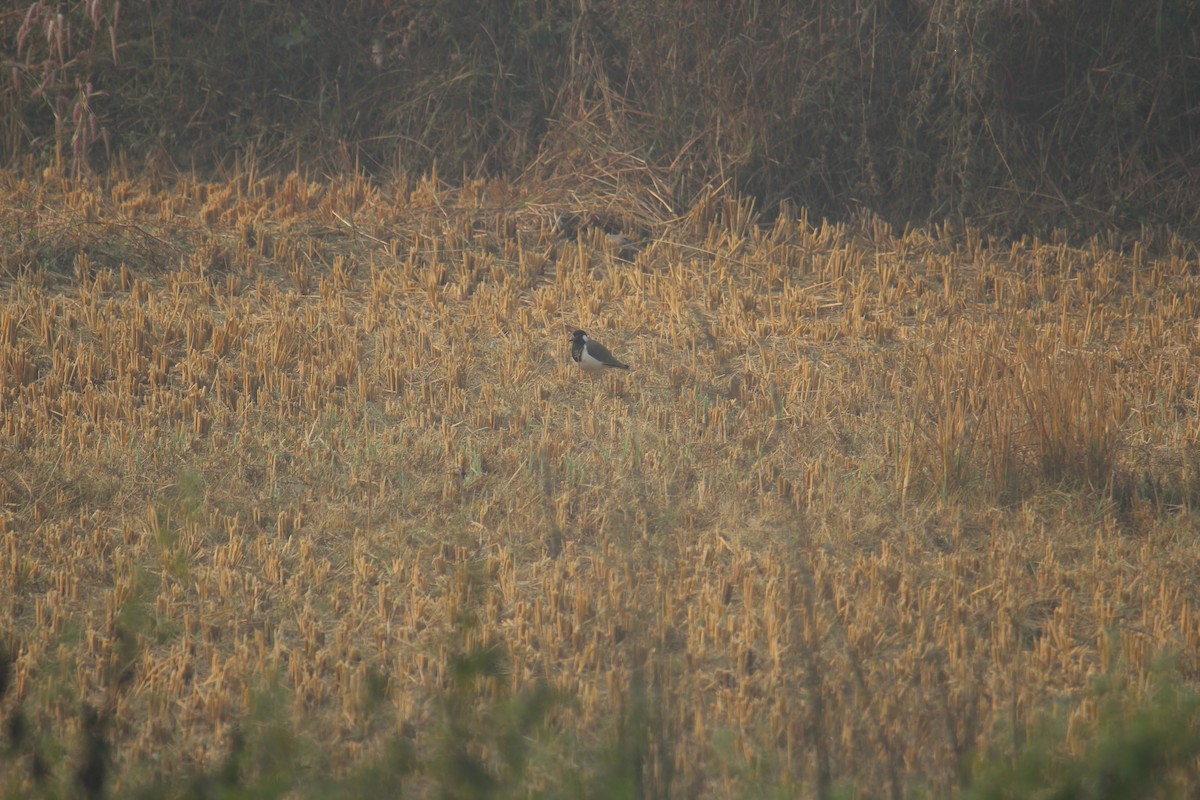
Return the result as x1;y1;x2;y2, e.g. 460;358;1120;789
4;0;1198;242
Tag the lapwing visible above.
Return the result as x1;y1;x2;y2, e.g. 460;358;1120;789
570;330;630;373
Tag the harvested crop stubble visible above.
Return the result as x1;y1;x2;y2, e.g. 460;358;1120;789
2;168;1200;796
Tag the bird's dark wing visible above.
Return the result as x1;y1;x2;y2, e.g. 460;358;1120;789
589;341;629;369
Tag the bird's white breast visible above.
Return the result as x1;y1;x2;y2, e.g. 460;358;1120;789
578;349;607;372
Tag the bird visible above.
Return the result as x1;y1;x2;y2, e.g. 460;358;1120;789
570;329;630;373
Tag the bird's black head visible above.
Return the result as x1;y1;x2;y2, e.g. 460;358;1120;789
570;329;587;342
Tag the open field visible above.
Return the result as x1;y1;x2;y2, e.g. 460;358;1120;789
2;168;1200;796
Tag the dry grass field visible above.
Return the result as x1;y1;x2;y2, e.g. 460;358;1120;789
2;166;1200;797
